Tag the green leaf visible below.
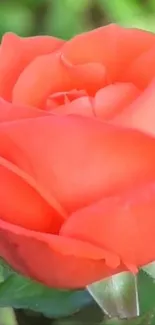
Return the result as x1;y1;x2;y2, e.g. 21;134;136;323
0;259;92;318
142;262;155;279
53;303;103;325
138;269;155;314
99;0;155;32
99;0;145;23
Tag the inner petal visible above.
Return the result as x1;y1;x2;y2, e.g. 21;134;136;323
51;96;94;117
94;83;140;120
46;89;87;110
122;45;155;89
112;79;155;136
13;52;106;108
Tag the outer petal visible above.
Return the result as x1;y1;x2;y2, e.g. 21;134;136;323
61;183;155;269
62;24;155;81
0;33;64;101
0;219;124;288
112;80;155;136
1;115;155;213
0;156;63;233
0;98;49;122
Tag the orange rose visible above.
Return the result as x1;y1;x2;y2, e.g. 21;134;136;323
1;25;155;289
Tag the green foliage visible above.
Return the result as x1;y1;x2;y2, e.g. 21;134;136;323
0;259;92;318
99;0;155;32
2;258;155;324
1;0;155;39
43;269;155;325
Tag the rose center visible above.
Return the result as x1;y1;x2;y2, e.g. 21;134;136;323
46;89;87;110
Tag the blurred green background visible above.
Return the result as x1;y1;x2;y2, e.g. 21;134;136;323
1;0;155;40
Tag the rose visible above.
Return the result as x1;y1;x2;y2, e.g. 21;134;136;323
1;25;155;289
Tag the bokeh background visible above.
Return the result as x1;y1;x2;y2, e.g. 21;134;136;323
1;0;155;40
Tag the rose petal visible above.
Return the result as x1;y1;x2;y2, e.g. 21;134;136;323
62;24;155;81
52;96;94;117
94;83;140;119
61;182;155;268
0;219;124;288
0;156;63;233
46;89;87;109
122;45;155;89
1;115;155;213
0;98;49;122
61;55;106;95
12;53;71;107
0;33;64;101
112;79;155;136
13;54;106;107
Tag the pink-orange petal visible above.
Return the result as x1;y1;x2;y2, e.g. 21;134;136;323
0;33;64;101
62;24;155;82
0;98;49;122
61;55;106;95
51;96;94;117
0;219;124;288
12;53;72;107
112;79;155;136
46;89;87;109
0;157;63;233
1;115;155;214
94;83;140;120
122;45;155;89
61;183;155;268
13;53;106;108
